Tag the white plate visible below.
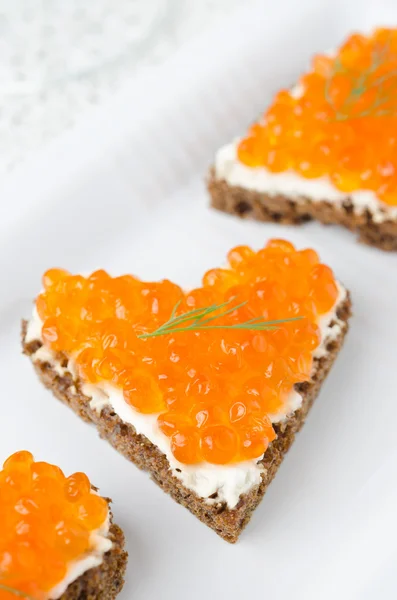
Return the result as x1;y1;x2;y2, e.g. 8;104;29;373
1;1;397;598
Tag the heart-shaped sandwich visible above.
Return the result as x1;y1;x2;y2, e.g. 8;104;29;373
22;239;351;542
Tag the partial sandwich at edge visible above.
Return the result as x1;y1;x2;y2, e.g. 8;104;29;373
0;451;127;600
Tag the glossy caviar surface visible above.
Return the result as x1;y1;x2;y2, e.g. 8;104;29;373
36;240;339;465
0;451;108;600
238;29;397;206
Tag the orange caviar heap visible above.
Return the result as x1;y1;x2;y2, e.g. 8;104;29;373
0;451;108;600
238;28;397;206
36;240;339;465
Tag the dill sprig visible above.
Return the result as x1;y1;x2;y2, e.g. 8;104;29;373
0;583;36;600
325;35;397;120
138;299;302;339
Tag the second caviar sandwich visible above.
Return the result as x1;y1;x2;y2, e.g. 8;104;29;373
22;239;351;542
209;29;397;250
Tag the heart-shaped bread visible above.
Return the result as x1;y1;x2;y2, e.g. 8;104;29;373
23;238;351;541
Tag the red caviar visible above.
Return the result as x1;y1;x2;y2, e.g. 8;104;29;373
36;240;338;465
0;451;108;600
237;29;397;206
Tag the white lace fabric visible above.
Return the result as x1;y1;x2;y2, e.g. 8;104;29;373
0;0;243;177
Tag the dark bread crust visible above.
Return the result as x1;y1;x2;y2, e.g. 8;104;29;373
60;521;127;600
22;295;351;543
208;169;397;251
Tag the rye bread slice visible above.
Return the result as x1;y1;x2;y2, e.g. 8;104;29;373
60;517;127;600
22;293;351;543
208;169;397;251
